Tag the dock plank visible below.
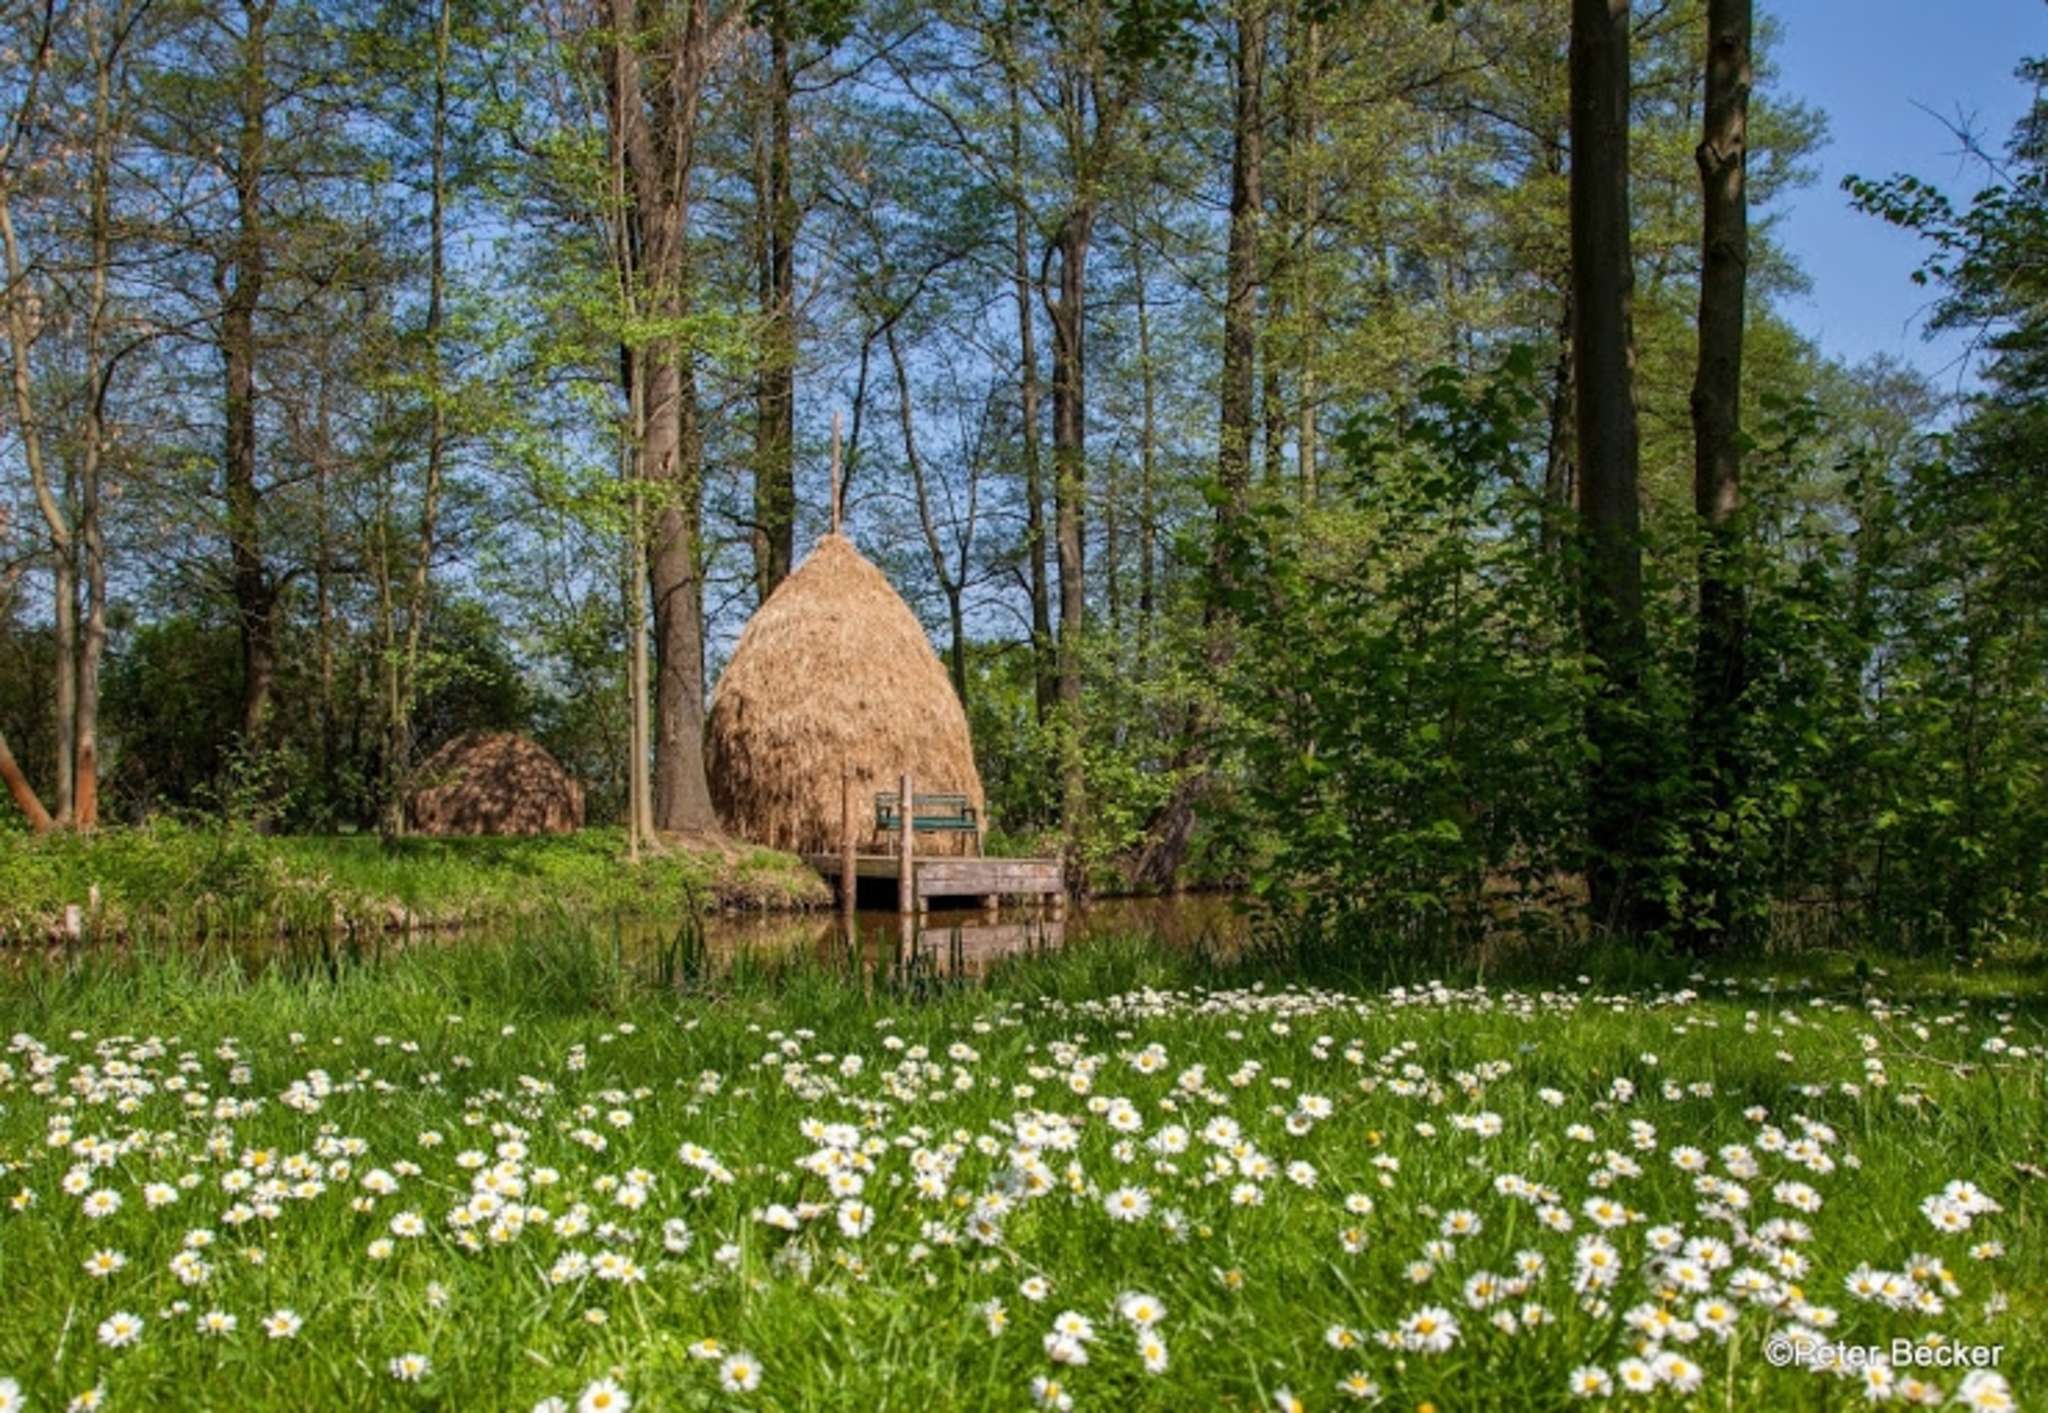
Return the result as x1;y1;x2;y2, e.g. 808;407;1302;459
801;854;1065;899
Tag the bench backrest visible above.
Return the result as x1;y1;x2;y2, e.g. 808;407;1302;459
874;793;978;831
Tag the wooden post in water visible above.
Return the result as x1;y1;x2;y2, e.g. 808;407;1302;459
840;762;856;918
898;771;914;916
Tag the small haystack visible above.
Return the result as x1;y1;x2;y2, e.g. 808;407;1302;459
406;732;585;836
707;533;985;856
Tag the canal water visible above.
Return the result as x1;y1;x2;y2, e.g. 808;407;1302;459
683;893;1251;978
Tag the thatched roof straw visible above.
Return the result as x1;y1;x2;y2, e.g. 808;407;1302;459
707;533;985;856
406;732;585;836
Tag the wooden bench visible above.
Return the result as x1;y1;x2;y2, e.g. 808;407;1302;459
875;792;980;846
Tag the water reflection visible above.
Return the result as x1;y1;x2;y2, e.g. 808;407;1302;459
681;893;1248;979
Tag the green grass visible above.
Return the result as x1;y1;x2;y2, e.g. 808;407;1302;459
0;824;829;941
0;927;2038;1410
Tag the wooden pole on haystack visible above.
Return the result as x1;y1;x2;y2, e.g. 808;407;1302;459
829;409;843;534
840;761;856;918
898;770;914;916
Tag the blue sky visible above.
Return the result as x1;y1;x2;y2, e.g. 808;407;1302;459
1770;0;2046;388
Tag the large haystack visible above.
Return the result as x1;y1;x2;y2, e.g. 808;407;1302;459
406;732;585;836
707;533;985;856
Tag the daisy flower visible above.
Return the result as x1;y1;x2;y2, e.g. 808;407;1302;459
1399;1306;1459;1353
96;1311;143;1349
1117;1292;1166;1328
1954;1371;2014;1411
1029;1376;1073;1411
1568;1366;1613;1398
1337;1371;1381;1400
1615;1357;1657;1394
577;1378;630;1413
718;1352;762;1394
1051;1311;1096;1343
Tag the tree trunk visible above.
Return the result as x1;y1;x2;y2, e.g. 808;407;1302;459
1688;0;1751;943
1569;0;1650;936
50;525;77;824
1542;278;1576;555
1008;55;1055;723
76;459;105;829
0;180;74;823
0;728;51;833
1216;0;1264;576
1134;0;1263;894
226;1;274;746
1260;30;1287;498
651;358;716;832
1294;16;1320;505
1133;232;1158;681
889;321;971;716
376;472;402;837
387;0;455;840
612;0;721;836
314;404;336;806
1045;205;1092;838
1104;442;1121;650
623;347;655;853
73;6;119;831
750;23;797;603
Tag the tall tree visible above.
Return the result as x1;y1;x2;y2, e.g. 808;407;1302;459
1002;17;1055;720
1687;0;1750;939
69;0;132;830
1128;0;1259;891
1569;0;1650;935
0;0;139;829
748;7;798;603
1032;0;1175;849
0;0;75;821
371;0;458;839
222;0;278;743
606;0;734;834
1130;208;1158;679
1215;0;1262;557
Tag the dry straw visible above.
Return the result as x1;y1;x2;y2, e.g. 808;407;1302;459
707;533;985;856
406;732;585;836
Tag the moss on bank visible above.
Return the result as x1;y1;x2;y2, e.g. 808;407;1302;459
0;823;828;940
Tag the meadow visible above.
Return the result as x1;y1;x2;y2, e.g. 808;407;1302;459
0;926;2038;1411
0;826;829;942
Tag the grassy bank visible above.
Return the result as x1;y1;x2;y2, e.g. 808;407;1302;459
0;926;2037;1409
0;824;828;940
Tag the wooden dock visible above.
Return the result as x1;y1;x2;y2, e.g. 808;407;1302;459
804;853;1066;913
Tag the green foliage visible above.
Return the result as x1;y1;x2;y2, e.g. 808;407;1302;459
1214;350;1590;943
1825;58;2048;951
963;642;1061;842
